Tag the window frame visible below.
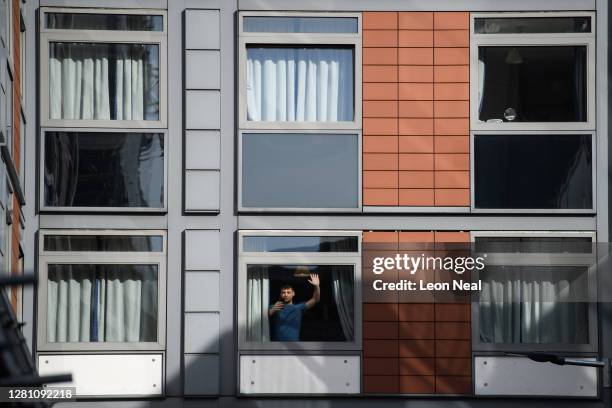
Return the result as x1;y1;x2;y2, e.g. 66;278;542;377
470;231;598;353
237;230;362;352
37;229;167;352
238;11;362;131
470;11;596;131
238;128;362;212
38;127;168;213
39;7;168;129
470;130;596;214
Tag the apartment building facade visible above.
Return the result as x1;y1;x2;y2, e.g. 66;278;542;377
13;0;612;406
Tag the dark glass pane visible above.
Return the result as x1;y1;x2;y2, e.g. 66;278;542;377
243;236;358;252
474;135;592;209
246;264;354;342
49;43;160;121
474;237;593;253
243;16;358;33
479;265;589;344
478;46;587;122
44;132;164;208
44;235;163;252
46;13;163;31
47;264;158;343
475;17;591;34
242;133;359;208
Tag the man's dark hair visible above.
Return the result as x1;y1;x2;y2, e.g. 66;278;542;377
280;284;293;291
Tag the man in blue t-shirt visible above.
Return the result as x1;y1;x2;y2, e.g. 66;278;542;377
268;273;320;341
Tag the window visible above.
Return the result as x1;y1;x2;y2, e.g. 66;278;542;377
473;133;594;211
241;133;359;209
472;232;597;352
238;12;362;211
37;230;166;351
39;8;167;212
41;131;165;210
238;231;361;351
40;8;167;128
471;13;595;130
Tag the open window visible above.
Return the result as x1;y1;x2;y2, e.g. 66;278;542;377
471;12;595;131
238;231;361;351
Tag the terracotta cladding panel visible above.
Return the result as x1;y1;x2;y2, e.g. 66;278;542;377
434;231;470;242
398;231;435;243
435;171;470;189
364;321;399;339
434;83;469;100
434;65;469;83
364;153;398;170
364;83;398;100
399;189;434;206
435;322;471;340
434;101;469;118
364;171;399;189
433;12;470;30
364;66;398;83
435;340;471;357
399;101;433;118
364;358;399;376
434;48;469;65
398;303;434;321
400;375;436;393
398;48;433;65
399;322;435;339
436;358;472;376
364;30;398;47
399;136;434;153
434;30;469;47
399;357;435;376
364;136;398;153
363;303;399;320
399;339;435;357
364;118;399;135
399;171;434;189
399;12;433;30
364;340;399;357
399;66;433;83
364;48;398;65
363;12;398;30
398;154;434;170
398;30;433;48
364;101;399;118
364;375;399;393
436;376;472;394
364;189;399;206
434;136;469;153
399;83;434;101
435;189;470;206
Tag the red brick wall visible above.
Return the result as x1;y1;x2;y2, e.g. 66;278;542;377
363;12;470;207
362;231;472;395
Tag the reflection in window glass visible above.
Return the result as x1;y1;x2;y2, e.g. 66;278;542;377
247;264;354;342
243;236;358;252
480;265;589;344
44;235;163;252
474;17;591;34
44;132;164;208
478;46;587;122
243;16;358;33
246;47;354;122
47;264;158;343
474;135;592;209
46;13;163;31
49;43;160;120
242;133;359;208
474;237;593;254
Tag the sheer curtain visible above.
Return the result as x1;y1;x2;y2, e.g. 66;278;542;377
331;267;354;341
246;266;270;341
49;43;156;120
246;47;353;122
479;266;589;344
47;264;158;343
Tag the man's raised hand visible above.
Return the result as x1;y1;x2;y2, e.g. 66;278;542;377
308;273;320;287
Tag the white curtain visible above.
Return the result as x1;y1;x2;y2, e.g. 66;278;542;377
479;267;588;344
47;265;157;343
246;48;353;122
246;266;270;342
49;43;147;120
331;267;354;341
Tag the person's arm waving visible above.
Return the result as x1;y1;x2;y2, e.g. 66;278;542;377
305;273;321;310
